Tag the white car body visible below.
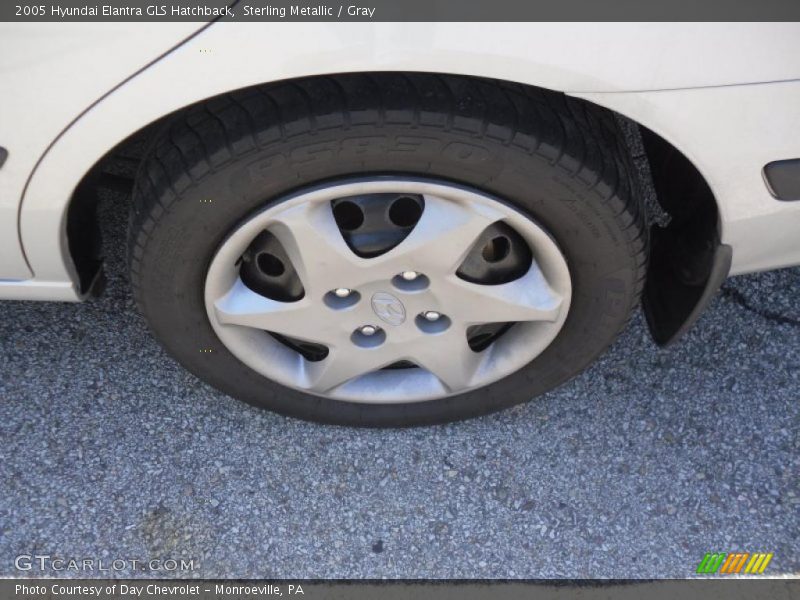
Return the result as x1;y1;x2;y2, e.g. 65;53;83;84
1;22;799;301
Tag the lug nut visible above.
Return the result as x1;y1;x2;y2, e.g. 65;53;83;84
359;325;379;336
422;311;441;322
401;271;419;281
334;288;352;298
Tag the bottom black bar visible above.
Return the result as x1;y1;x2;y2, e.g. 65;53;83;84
2;579;798;600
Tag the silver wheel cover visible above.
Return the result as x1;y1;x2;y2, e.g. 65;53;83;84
204;179;572;404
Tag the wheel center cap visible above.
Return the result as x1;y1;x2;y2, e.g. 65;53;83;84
371;292;406;326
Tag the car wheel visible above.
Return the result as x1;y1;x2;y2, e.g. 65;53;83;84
128;74;646;426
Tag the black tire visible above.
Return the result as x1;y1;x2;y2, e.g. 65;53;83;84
129;73;646;427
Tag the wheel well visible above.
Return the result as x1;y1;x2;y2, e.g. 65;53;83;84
66;116;166;295
67;72;724;343
635;125;730;345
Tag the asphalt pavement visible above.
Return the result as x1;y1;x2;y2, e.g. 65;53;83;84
0;189;798;579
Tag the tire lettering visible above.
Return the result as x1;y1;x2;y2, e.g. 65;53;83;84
442;141;490;164
290;142;336;163
391;135;442;154
340;136;386;154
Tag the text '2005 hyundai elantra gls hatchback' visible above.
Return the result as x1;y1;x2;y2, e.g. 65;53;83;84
1;20;799;425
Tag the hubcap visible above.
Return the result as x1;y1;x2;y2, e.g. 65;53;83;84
204;179;572;404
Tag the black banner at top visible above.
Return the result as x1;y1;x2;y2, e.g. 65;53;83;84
3;0;800;22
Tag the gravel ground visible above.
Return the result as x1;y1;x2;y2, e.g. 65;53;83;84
0;187;798;579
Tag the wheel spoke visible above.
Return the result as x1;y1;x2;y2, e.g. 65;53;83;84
214;278;336;345
410;332;485;392
268;202;363;296
303;346;397;393
447;262;564;325
377;194;503;275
